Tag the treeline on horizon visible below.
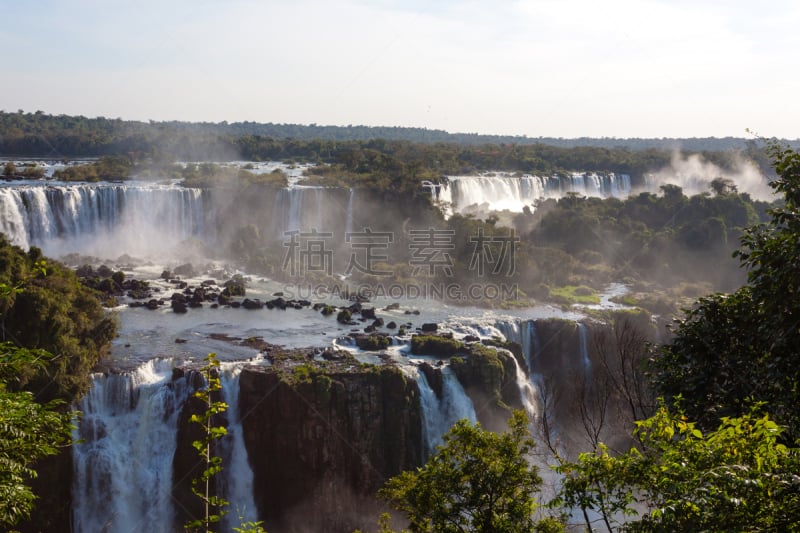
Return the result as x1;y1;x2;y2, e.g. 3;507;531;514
0;110;787;178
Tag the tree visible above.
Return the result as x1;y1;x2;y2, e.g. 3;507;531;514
651;142;800;441
0;343;72;528
379;411;558;533
2;162;15;177
710;176;738;196
0;238;117;403
0;248;111;530
556;405;800;532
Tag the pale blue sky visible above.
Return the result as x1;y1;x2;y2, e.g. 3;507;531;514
2;0;799;137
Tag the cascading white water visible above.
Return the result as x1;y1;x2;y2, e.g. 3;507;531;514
279;186;327;233
500;318;541;374
494;319;541;419
218;365;259;528
496;320;521;346
508;353;539;419
0;183;207;257
413;366;477;456
441;367;478;427
496;318;532;372
72;360;260;532
72;359;190;533
414;368;446;455
438;172;631;214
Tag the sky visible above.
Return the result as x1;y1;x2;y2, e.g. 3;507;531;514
2;0;799;138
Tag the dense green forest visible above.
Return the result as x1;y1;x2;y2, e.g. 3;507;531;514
3;110;799;153
0;110;782;180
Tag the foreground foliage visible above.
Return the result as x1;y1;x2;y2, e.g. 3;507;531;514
0;238;116;402
0;307;74;527
186;353;267;533
379;411;561;533
652;142;800;441
0;387;72;526
557;405;800;531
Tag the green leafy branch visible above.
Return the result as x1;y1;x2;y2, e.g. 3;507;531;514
185;353;229;532
185;353;267;533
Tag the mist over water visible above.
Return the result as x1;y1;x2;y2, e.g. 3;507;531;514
646;151;774;200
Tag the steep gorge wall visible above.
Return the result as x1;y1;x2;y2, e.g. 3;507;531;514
235;366;422;533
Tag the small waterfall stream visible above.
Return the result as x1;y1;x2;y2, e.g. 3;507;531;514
509;354;539;419
413;366;477;457
441;367;478;427
219;365;259;529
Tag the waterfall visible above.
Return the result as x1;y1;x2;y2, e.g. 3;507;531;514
441;367;477;426
0;183;207;257
496;320;521;345
495;318;535;373
439;172;632;214
414;366;477;456
509;353;539;419
493;320;540;419
72;360;260;532
218;365;259;528
286;188;303;232
278;186;327;233
415;369;446;455
72;359;190;532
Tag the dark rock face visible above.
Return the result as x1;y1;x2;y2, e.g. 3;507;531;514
450;344;519;432
238;366;423;532
172;388;209;527
173;263;197;278
242;298;264;309
18;452;73;533
418;362;443;400
222;276;247;297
